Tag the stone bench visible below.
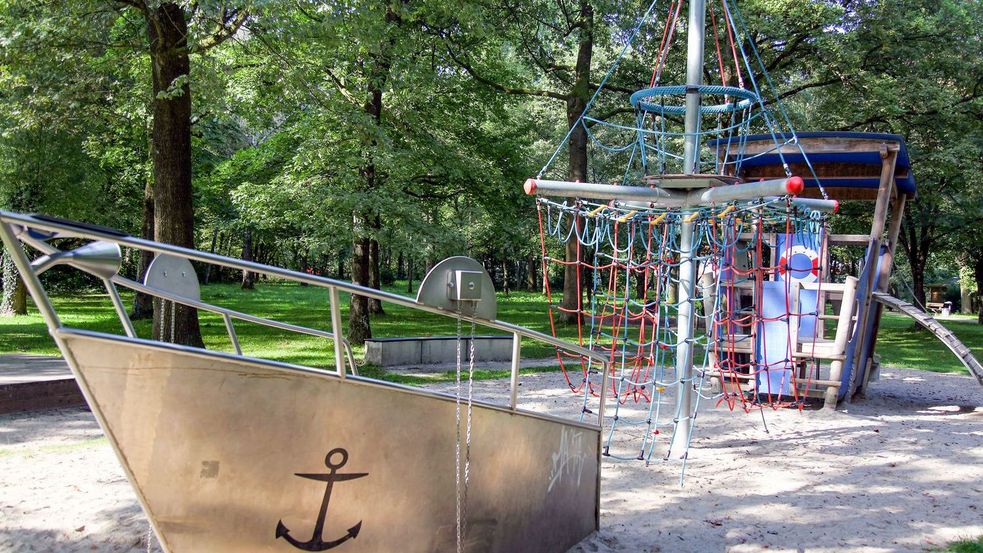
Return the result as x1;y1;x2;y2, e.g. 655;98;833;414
364;336;513;367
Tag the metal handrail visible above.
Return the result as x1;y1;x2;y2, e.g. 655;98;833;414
116;277;360;375
2;211;605;362
0;210;611;420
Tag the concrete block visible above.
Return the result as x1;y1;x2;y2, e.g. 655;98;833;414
365;336;515;367
471;337;513;362
421;338;459;365
365;339;421;366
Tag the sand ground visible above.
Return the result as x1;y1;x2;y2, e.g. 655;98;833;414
0;366;980;552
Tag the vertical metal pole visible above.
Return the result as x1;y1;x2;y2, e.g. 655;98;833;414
222;313;243;355
669;220;697;459
669;0;706;460
104;279;137;338
328;287;346;378
682;0;707;175
509;333;521;410
596;360;609;425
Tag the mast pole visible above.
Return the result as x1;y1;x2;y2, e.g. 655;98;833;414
668;0;706;461
681;0;707;175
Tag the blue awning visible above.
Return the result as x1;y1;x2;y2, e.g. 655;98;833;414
706;132;916;195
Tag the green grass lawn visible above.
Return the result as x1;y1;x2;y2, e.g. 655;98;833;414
0;280;979;378
0;281;580;370
875;311;982;373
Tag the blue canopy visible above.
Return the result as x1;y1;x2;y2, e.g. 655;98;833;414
706;132;916;196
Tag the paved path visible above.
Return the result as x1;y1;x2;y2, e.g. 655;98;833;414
0;355;71;385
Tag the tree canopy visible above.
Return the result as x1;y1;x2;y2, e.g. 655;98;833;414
0;0;980;325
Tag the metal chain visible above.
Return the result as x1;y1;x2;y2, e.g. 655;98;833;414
454;312;463;553
463;317;475;546
170;300;176;343
454;309;477;553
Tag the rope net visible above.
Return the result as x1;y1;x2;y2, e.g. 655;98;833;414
528;0;841;467
537;197;832;462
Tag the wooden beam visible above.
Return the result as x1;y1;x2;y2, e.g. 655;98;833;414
828;234;873;245
728;136;904;156
859;194;909;393
848;145;899;399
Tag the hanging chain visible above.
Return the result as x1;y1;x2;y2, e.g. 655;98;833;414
170;300;176;343
455;307;477;553
454;312;463;553
154;300;176;343
463;316;475;545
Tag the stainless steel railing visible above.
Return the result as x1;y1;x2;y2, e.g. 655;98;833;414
0;210;611;419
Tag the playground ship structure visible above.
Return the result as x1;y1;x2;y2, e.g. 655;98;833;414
3;1;982;552
523;0;982;467
0;211;609;553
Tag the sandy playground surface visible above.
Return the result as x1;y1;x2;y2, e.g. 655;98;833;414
0;365;980;552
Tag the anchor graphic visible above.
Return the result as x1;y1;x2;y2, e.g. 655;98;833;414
276;447;367;551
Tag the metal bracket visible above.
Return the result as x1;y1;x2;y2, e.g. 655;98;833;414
416;257;496;320
144;254;200;301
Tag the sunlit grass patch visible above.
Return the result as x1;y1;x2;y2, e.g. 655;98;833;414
1;280;978;378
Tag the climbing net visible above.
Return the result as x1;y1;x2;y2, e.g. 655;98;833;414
526;0;842;469
537;197;832;462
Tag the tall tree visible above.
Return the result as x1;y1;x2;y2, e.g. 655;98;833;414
436;0;611;322
116;1;249;346
804;0;983;307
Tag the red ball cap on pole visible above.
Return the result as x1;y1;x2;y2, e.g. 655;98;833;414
785;176;805;195
523;178;537;195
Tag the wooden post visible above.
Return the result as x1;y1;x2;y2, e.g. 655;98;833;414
858;193;908;393
824;277;859;409
846;144;898;399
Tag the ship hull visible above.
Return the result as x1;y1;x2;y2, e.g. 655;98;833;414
58;329;599;553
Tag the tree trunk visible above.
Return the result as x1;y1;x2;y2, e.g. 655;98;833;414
910;257;926;310
407;256;414;294
241;228;255;289
147;3;203;348
1;252;28;316
11;275;26;315
960;278;973;314
501;259;510;296
559;1;594;324
349;231;372;345
368;220;384;314
526;255;538;291
203;227;218;285
131;180;155;319
975;255;983;324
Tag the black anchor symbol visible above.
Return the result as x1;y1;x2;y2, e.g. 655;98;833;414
276;448;367;551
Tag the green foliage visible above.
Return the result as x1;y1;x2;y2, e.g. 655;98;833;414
0;0;980;305
0;281;978;376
